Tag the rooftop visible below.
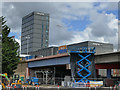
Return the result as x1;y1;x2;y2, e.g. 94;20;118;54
25;51;120;62
26;53;69;62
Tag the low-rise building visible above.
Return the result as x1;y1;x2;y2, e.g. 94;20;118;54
28;41;113;57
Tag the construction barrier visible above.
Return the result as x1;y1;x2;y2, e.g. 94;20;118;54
4;86;118;90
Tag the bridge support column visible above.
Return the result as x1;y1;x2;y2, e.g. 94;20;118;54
96;69;99;76
107;69;111;78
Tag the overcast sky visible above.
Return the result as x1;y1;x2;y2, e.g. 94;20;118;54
2;2;119;50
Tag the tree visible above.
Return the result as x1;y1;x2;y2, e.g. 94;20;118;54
2;17;20;77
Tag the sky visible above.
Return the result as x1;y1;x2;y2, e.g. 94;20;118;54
1;2;119;51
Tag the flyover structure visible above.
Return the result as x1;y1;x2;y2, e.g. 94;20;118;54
16;51;120;80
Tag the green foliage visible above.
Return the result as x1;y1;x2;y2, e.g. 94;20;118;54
2;16;20;77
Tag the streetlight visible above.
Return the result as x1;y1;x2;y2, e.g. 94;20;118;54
26;35;30;55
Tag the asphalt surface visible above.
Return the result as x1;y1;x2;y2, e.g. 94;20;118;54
2;87;118;90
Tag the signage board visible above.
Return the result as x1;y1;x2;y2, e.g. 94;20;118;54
37;12;44;15
58;45;67;50
58;45;67;54
90;81;103;87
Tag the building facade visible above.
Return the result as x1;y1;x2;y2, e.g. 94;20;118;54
67;41;113;54
0;17;2;74
15;51;120;86
21;12;49;54
29;46;58;57
28;41;113;57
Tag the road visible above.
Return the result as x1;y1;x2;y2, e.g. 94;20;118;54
2;87;118;90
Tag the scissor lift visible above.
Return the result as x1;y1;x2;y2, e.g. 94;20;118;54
70;47;96;84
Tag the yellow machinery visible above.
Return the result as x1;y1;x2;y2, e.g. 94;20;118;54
0;74;22;88
11;74;22;88
12;80;22;85
1;83;5;88
0;73;10;88
0;80;5;88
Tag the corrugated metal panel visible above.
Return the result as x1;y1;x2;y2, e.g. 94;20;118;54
28;56;70;68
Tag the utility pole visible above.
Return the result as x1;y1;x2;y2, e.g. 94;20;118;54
26;35;30;56
54;67;56;85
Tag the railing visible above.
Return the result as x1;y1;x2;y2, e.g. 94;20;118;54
0;78;120;89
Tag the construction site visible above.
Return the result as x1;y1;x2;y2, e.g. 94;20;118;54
0;10;120;90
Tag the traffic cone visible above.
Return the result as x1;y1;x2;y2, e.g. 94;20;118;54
25;85;27;89
22;85;25;90
6;85;8;89
88;82;90;87
58;85;59;90
8;85;10;90
14;84;16;88
36;85;38;90
38;85;39;89
114;85;116;90
95;86;96;90
110;85;112;90
7;84;10;88
86;82;89;87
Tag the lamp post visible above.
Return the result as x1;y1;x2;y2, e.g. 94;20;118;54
54;66;55;85
25;35;30;79
26;35;30;55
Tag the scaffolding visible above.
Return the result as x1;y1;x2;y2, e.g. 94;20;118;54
70;47;96;83
34;70;54;84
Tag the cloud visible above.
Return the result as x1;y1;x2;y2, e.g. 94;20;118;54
89;11;118;50
89;12;117;37
96;2;118;10
2;2;118;51
49;17;74;46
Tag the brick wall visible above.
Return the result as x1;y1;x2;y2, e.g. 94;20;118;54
14;62;28;77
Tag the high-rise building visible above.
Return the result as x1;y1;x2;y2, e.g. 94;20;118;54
0;17;2;74
21;12;49;54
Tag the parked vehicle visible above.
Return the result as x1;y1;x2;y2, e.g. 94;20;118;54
26;77;39;85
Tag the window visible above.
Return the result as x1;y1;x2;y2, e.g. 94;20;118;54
46;21;49;25
46;16;49;20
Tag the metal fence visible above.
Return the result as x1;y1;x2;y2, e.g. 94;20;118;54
1;77;120;89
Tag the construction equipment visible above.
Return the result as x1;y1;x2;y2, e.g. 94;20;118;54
31;77;39;85
70;47;96;87
0;74;22;88
26;77;39;85
11;74;22;88
0;73;10;89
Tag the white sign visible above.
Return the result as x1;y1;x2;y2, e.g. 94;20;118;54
37;13;44;15
92;43;102;46
90;81;103;87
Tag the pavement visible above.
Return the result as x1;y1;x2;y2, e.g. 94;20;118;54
3;85;119;90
